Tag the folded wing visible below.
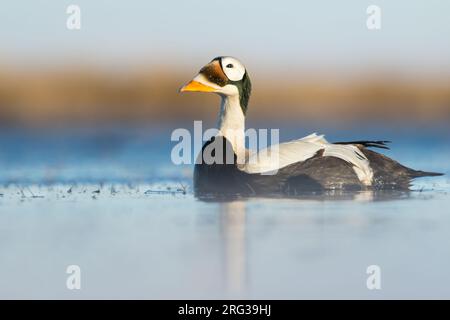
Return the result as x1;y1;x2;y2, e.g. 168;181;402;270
242;133;374;185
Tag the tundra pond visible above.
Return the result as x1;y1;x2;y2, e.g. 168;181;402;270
0;124;449;299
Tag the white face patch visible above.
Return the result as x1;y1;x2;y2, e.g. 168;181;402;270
221;57;246;81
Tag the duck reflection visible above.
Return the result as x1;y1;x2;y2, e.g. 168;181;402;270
197;189;412;203
219;201;248;297
204;189;416;297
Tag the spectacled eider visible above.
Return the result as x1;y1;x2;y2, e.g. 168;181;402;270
180;56;443;196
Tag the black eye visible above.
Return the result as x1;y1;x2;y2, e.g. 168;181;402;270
226;63;234;68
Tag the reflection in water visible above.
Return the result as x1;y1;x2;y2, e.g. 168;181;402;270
220;201;247;297
0;181;448;298
197;189;413;203
205;189;420;298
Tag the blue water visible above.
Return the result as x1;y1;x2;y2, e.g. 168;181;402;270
0;123;447;184
0;123;449;298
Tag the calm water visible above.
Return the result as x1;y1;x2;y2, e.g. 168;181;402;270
0;123;449;299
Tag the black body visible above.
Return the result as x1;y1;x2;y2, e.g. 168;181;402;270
194;136;442;197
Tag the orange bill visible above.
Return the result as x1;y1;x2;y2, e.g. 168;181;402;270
179;80;216;93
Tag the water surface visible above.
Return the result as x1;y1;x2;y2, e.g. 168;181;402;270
0;124;449;299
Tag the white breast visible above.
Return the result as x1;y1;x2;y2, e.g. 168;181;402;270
242;133;374;185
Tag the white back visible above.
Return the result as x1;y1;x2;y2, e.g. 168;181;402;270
243;133;374;185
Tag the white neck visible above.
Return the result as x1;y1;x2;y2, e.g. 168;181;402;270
217;95;246;164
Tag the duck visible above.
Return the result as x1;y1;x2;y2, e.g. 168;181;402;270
180;56;443;196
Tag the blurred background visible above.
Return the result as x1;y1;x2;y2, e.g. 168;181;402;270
1;0;450;125
0;0;449;183
1;1;450;300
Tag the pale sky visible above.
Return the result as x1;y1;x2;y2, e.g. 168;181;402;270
1;0;449;71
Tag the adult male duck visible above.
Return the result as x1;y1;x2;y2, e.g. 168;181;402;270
180;56;442;196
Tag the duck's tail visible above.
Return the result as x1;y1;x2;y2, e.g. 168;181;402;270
336;140;444;179
408;169;444;178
